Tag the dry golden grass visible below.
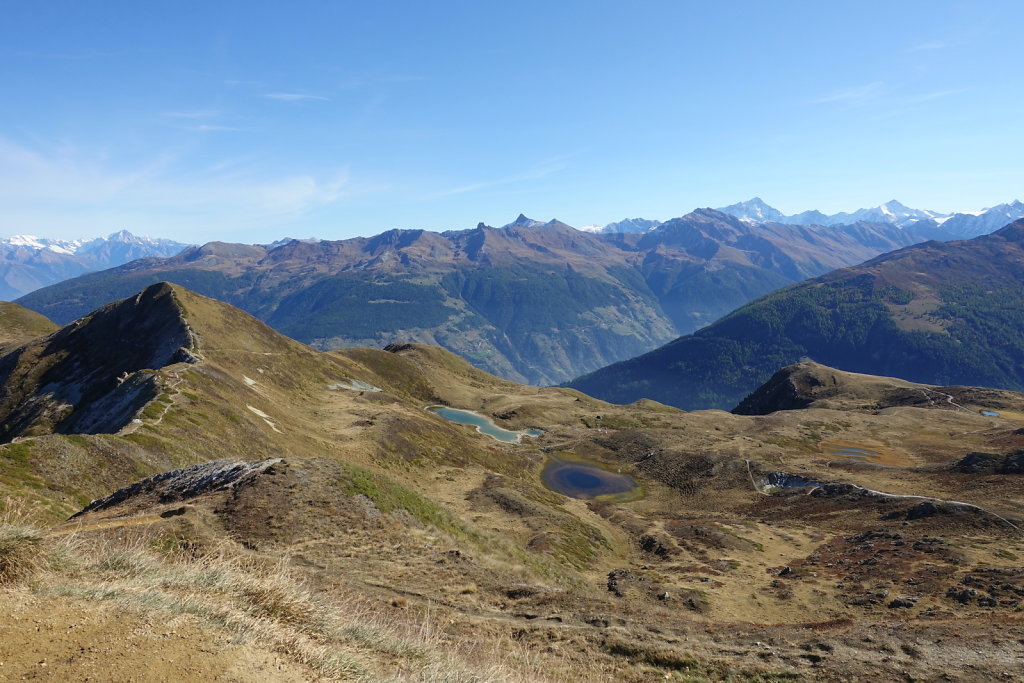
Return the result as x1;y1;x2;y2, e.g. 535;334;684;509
0;497;61;584
0;508;557;682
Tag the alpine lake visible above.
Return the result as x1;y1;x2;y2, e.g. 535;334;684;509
427;406;641;500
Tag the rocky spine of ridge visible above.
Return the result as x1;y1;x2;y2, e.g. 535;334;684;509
72;458;283;518
16;209;951;387
0;282;198;441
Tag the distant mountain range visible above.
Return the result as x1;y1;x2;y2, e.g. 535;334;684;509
0;230;190;300
566;219;1024;410
16;209;944;386
715;197;1024;238
592;198;1024;239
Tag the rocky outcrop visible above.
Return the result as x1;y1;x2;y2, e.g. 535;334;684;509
953;450;1024;474
72;458;283;518
0;282;197;441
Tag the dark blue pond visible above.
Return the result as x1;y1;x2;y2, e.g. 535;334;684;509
541;460;639;500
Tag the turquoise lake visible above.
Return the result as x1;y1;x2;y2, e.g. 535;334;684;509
427;406;542;443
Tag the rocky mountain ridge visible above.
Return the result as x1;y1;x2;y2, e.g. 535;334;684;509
17;209;948;386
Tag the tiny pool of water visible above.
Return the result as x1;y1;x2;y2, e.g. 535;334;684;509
763;472;823;489
820;441;912;467
824;445;881;462
426;406;541;443
541;459;639;500
981;410;1000;417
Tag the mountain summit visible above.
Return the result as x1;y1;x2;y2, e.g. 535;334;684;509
0;282;196;439
716;197;787;223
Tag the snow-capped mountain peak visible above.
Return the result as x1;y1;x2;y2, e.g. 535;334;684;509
501;214;546;229
2;234;89;255
0;230;192;299
6;235;46;248
715;198;786;224
600;218;663;234
713;198;1023;238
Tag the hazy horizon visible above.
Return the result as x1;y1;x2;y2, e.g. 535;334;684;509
2;1;1022;243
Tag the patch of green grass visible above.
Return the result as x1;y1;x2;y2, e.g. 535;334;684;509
342;465;479;543
719;525;765;552
0;442;33;467
140;401;166;420
341;463;579;586
602;639;699;670
994;548;1019;561
549;519;610;569
123;433;164;449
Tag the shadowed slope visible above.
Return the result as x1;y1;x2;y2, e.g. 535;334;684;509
568;220;1024;410
0;283;197;440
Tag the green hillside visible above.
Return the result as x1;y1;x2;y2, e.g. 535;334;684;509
567;221;1024;410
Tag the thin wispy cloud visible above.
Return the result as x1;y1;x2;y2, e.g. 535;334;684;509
907;41;947;53
162;110;220;119
907;89;965;103
0;136;364;238
809;82;885;106
430;155;572;199
182;124;247;132
264;92;328;102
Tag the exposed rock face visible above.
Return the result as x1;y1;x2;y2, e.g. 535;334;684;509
0;282;197;441
954;450;1024;474
732;362;832;414
73;458;283;518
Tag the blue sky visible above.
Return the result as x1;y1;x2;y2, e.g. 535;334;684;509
1;1;1022;242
